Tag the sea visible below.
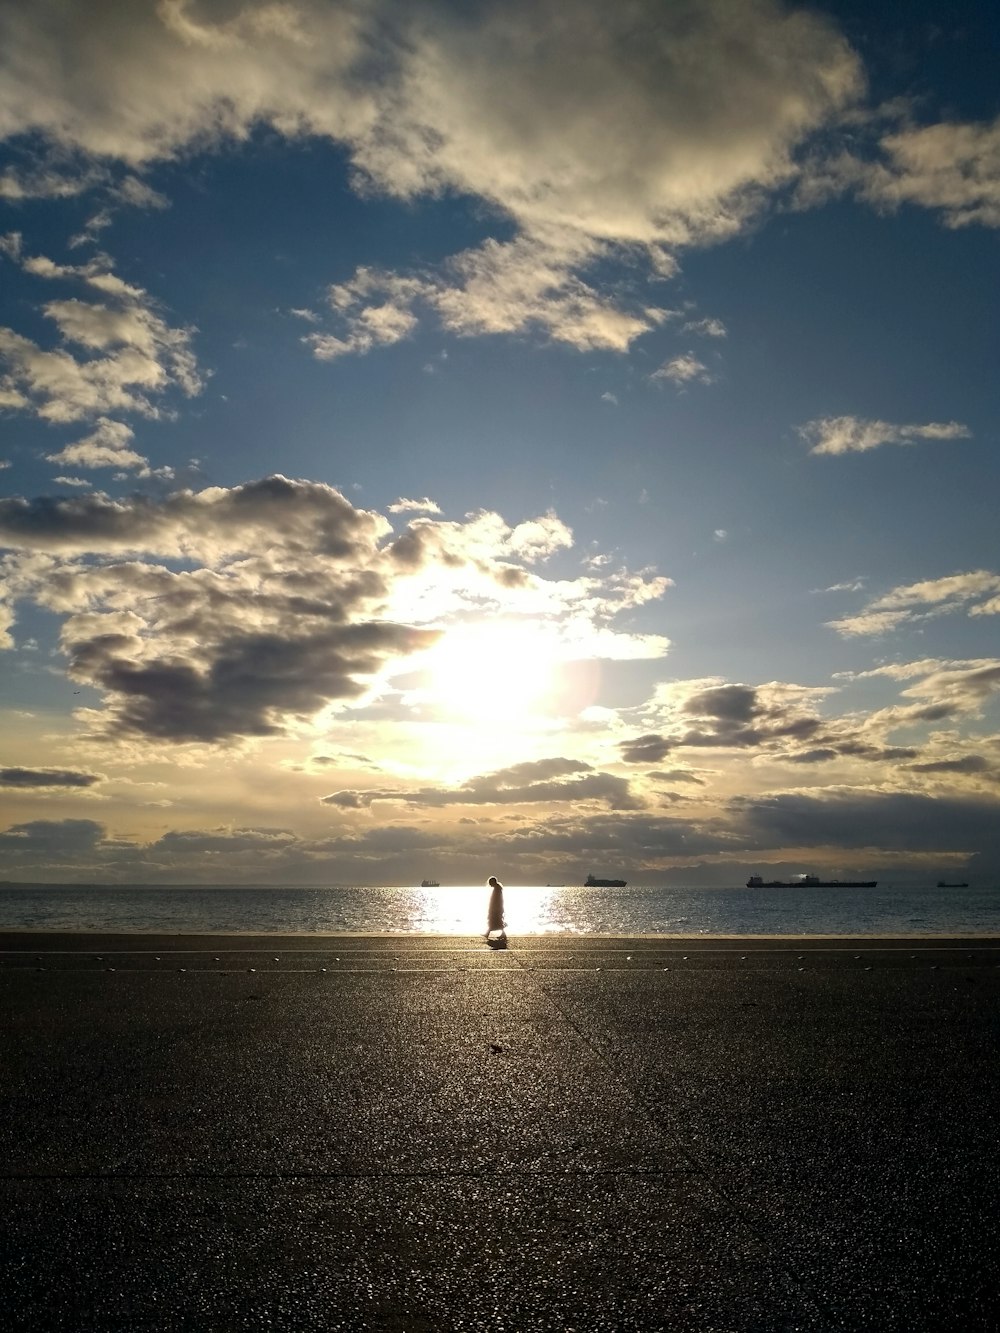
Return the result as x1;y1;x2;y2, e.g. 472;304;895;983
1;882;998;936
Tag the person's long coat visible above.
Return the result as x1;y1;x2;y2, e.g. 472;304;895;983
487;883;505;931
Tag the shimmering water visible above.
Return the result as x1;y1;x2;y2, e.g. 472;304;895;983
1;882;998;935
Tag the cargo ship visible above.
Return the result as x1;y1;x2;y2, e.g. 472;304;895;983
746;874;877;888
584;874;627;887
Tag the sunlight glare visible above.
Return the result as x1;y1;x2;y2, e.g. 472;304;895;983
421;620;561;721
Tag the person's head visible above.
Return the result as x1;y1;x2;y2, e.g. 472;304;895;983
488;876;499;888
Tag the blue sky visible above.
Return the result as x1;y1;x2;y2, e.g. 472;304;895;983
1;0;998;885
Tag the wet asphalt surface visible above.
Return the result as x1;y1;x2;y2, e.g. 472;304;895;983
1;933;998;1331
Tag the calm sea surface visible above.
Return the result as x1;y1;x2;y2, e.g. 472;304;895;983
1;883;998;935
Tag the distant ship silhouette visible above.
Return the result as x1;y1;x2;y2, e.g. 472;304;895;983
746;874;877;888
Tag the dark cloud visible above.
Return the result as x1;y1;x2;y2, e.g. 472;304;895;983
620;733;674;764
683;684;758;722
784;748;839;764
493;811;737;860
495;565;530;589
486;757;591;784
680;684;834;748
386;526;430;570
647;768;706;785
150;828;296;854
323;789;371;809
308;752;379;769
622;677;945;772
619;713;823;761
0;493;165;553
317;825;446;855
70;621;434;742
679;716;823;748
0;476;386;557
909;755;997;777
735;790;1000;858
772;741;920;764
1;480;436;743
901;703;959;723
830;742;919;761
0;817;104;853
954;664;1000;698
0;766;100;787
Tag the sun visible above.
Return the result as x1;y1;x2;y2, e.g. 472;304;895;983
420;620;562;721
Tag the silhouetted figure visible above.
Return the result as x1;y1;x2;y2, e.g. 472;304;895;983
486;875;507;948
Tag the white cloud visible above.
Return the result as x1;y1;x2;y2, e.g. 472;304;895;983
652;353;712;385
684;317;727;337
0;0;373;167
433;232;664;352
357;0;861;247
0;384;28;410
800;415;971;455
872;571;1000;612
827;571;1000;637
0;251;202;423
600;391;618;405
112;175;169;211
864;116;1000;229
868;659;1000;717
825;609;911;638
506;512;573;562
68;210;113;250
45;417;148;471
855;659;953;682
821;578;867;593
303;267;428;359
388;497;442;515
316;236;671;355
794;111;1000;233
302;332;358;361
0;163;101;200
0;0;864;357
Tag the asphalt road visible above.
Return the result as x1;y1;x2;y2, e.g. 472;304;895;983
2;933;998;1331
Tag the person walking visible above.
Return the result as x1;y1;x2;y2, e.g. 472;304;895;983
486;875;507;946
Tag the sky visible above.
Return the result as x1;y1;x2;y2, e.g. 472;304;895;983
0;0;998;886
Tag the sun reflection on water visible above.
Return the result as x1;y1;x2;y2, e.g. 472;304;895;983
412;885;563;934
